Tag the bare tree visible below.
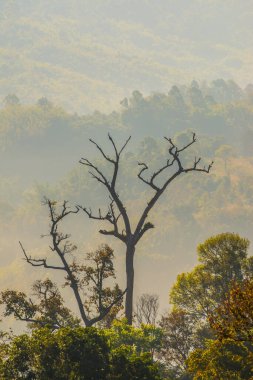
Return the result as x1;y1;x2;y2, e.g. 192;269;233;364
79;133;213;324
6;198;126;328
135;293;159;326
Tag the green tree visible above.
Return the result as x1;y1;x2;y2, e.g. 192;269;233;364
163;233;252;378
187;338;253;380
168;85;187;113
0;325;162;380
106;319;163;379
215;144;236;174
3;94;20;106
109;346;162;380
1;279;80;330
188;82;206;110
37;97;53;108
170;233;251;320
0;327;110;380
105;319;162;356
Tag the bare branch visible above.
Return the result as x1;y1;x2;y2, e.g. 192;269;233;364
150;158;175;183
138;163;160;191
135;222;155;244
118;135;131;156
78;206;113;223
80;136;132;235
179;132;196;152
138;158;178;192
19;241;65;271
13;314;60;329
135;293;159;325
99;229;126;243
79;133;213;325
134;134;213;242
89;138;115;163
79;158;109;186
79;200;126;243
108;133;118;159
184;158;214;174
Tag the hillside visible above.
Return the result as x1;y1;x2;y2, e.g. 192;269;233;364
0;0;253;112
1;82;253;326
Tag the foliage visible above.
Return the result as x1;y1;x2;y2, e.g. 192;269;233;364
0;278;80;329
159;310;204;377
187;279;253;379
170;233;251;320
0;325;162;380
187;339;253;379
0;199;124;328
0;0;252;113
209;279;253;342
162;233;253;378
0;100;68;150
3;94;20;106
105;319;162;356
2;86;253;307
109;346;162;380
76;245;124;321
0;327;110;380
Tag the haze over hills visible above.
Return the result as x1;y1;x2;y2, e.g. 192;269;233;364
1;80;253;331
1;1;253;330
1;0;253;113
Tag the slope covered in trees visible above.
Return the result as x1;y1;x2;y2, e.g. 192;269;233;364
1;0;252;112
1;81;253;323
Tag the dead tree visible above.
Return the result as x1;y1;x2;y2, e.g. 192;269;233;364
15;198;125;328
79;133;213;324
135;293;159;326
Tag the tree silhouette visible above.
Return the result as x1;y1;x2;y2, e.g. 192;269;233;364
4;199;126;328
79;133;213;324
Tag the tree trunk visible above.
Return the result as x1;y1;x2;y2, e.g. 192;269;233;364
125;245;135;325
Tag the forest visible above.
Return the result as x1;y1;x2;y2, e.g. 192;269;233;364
0;79;253;378
1;0;253;378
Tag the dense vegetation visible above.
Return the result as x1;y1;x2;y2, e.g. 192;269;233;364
0;233;253;379
1;79;253;377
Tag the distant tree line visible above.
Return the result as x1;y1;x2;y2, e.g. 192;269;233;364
1;79;253;154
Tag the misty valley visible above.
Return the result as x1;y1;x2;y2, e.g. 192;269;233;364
1;1;253;378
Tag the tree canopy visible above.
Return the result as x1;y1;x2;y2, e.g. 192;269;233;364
170;233;251;320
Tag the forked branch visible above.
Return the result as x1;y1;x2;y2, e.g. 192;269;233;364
79;134;132;236
133;133;213;241
18;199;125;327
20;241;65;270
79;133;213;325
